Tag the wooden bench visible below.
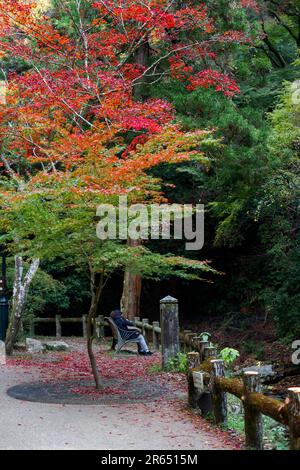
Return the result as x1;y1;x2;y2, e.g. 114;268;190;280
105;317;141;352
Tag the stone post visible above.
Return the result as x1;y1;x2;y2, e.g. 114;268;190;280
160;295;180;368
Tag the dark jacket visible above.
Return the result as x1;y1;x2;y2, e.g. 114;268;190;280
113;315;140;339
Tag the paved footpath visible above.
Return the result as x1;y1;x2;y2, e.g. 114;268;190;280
0;353;240;450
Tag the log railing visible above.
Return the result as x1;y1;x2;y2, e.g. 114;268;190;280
187;344;300;450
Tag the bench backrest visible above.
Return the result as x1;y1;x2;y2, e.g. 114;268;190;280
105;317;122;341
105;316;138;342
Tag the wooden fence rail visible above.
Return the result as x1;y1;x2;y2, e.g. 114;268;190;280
29;315;89;339
28;314;194;352
187;346;300;450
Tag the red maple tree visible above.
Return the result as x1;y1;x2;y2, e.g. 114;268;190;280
0;1;250;387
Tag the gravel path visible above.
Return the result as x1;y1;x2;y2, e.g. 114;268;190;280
0;343;240;450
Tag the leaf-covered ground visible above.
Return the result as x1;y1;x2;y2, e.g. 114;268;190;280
7;340;186;401
1;338;242;450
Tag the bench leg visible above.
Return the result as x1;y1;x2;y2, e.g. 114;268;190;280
116;342;124;352
111;337;117;351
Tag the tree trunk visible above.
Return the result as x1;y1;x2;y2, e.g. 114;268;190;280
133;42;149;98
121;238;142;320
87;268;104;389
135;42;149;67
261;21;286;68
5;256;40;355
87;312;102;390
121;33;148;322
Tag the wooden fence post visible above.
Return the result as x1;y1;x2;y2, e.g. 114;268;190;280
192;336;201;355
188;351;212;416
142;318;149;339
243;371;263;450
287;387;300;450
199;340;209;362
211;359;227;425
187;351;201;370
160;295;180;368
185;332;197;351
152;321;160;350
29;318;35;337
55;315;61;338
82;315;87;338
203;345;217;361
187;352;202;407
183;330;192;352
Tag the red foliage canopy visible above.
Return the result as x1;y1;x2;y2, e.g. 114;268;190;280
0;1;251;194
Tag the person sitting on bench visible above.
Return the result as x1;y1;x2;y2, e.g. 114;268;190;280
110;310;153;356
